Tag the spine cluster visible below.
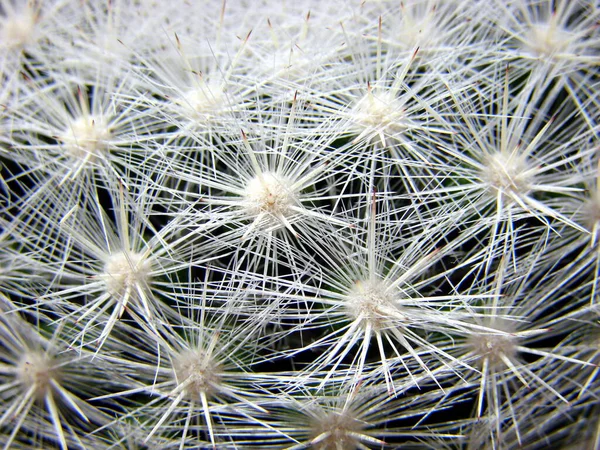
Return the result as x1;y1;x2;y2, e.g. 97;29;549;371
0;0;598;449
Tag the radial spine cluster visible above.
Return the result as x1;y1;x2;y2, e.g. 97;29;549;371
0;0;598;449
